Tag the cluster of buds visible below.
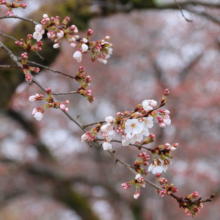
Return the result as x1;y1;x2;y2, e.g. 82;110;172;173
153;109;171;128
73;35;113;64
133;152;150;175
81;124;101;142
21;52;40;82
156;173;178;197
148;143;178;174
161;88;169;104
121;174;145;199
0;0;27;16
74;66;94;103
81;89;171;151
15;34;43;52
141;133;155;145
180;192;204;217
32;14;113;64
29;88;69;121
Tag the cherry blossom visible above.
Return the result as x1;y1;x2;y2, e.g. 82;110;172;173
148;159;168;174
102;142;112;150
73;51;82;62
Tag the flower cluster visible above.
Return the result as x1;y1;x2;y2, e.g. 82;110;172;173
0;0;27;16
121;174;145;199
15;34;43;52
73;35;113;64
156;173;178;197
81;124;101;142
32;14;113;64
29;88;69;121
81;89;171;152
74;66;94;103
21;52;40;82
181;191;204;217
148;143;178;174
133;152;150;175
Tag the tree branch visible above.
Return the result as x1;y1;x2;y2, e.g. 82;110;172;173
0;15;39;25
27;60;76;79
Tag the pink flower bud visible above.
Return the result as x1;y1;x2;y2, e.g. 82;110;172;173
25;73;32;82
46;87;51;94
60;104;66;110
33;67;40;73
87;29;93;36
21;52;28;60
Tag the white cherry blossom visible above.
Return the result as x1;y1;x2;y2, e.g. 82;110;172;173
33;112;43;121
148;159;168;174
81;43;88;52
142;100;153;112
73;51;82;62
105;116;114;123
102;142;112;150
33;32;42;41
125;119;144;138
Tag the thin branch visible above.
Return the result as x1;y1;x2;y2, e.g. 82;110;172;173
52;91;78;95
174;0;193;22
186;8;220;25
0;41;23;67
158;1;220;10
95;138;152;151
83;121;105;128
0;31;19;41
0;15;39;25
0;64;21;69
27;60;76;79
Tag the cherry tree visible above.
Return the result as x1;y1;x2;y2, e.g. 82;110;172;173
0;1;219;219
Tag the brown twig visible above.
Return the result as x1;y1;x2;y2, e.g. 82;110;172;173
52;91;78;95
27;60;76;79
83;121;105;128
0;64;21;69
95;138;152;151
0;15;39;25
174;0;193;22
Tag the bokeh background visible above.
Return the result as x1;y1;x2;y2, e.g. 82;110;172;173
0;0;220;219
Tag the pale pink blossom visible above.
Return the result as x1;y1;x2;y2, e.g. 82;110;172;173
102;142;112;150
142;100;153;112
105;116;114;123
53;43;59;48
57;30;64;39
73;51;82;62
81;43;88;52
125;119;144;138
148;159;168;174
82;38;88;43
135;174;141;180
33;112;43;121
81;133;88;142
33;32;42;41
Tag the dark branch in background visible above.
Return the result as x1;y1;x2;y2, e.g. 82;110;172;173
174;0;193;22
179;52;203;81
